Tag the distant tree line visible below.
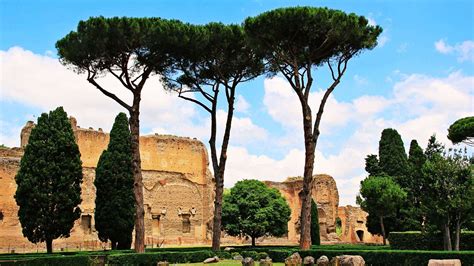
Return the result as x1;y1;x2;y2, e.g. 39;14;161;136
358;123;474;251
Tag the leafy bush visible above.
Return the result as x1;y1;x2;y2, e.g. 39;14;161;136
1;255;92;266
311;244;389;250
107;250;214;265
214;251;232;259
389;231;474;250
240;250;258;259
266;250;292;262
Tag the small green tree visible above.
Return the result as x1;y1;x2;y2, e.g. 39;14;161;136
357;176;407;245
310;199;320;246
95;113;135;250
14;107;83;253
222;180;291;246
421;143;473;251
448;116;474;146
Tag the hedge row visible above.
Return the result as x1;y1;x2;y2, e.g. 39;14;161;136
107;250;217;265
2;246;473;265
0;255;92;266
267;249;474;266
389;231;474;250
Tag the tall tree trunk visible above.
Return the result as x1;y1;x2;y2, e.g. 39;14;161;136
251;236;256;247
129;103;145;253
211;88;235;252
46;238;53;254
443;218;452;251
454;214;461;251
211;170;224;252
380;216;387;245
299;107;315;250
111;240;117;250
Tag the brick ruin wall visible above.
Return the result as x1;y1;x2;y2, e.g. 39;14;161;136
263;175;340;243
0;118;381;252
338;205;383;244
0;119;214;252
261;176;381;245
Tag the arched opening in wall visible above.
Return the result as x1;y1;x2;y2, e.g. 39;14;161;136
152;214;161;237
317;208;326;225
318;208;328;237
335;217;342;237
182;214;191;233
81;214;92;234
356;230;364;242
0;210;3;221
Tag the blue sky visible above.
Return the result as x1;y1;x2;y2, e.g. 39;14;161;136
1;0;473;205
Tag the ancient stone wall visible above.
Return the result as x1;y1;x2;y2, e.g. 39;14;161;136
264;174;340;243
0;119;214;252
1;117;381;251
337;205;382;243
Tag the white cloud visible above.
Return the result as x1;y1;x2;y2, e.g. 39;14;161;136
378;35;389;47
354;74;369;86
2;47;473;206
434;39;453;54
352;95;390;117
0;47;267;148
251;71;474;205
235;94;250;113
263;77;354;135
435;39;474;62
367;17;377;27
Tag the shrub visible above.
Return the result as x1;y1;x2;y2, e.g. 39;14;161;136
214;251;232;259
240;251;258;259
107;250;214;265
389;231;474;250
3;255;92;266
257;252;269;260
266;250;292;262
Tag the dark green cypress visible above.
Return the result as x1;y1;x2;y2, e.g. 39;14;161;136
311;199;321;245
402;139;426;230
378;128;409;183
94;113;135;250
365;154;384;176
14;107;83;253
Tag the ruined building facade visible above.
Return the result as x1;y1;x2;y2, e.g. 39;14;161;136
0;118;214;252
0;118;380;252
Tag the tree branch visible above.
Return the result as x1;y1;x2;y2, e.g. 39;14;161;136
87;72;132;112
178;88;212;113
107;67;134;92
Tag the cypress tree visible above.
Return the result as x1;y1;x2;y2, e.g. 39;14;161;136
94;113;135;250
14;107;83;253
365;154;383;176
310;199;321;245
404;139;426;230
408;140;426;168
378;128;408;183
